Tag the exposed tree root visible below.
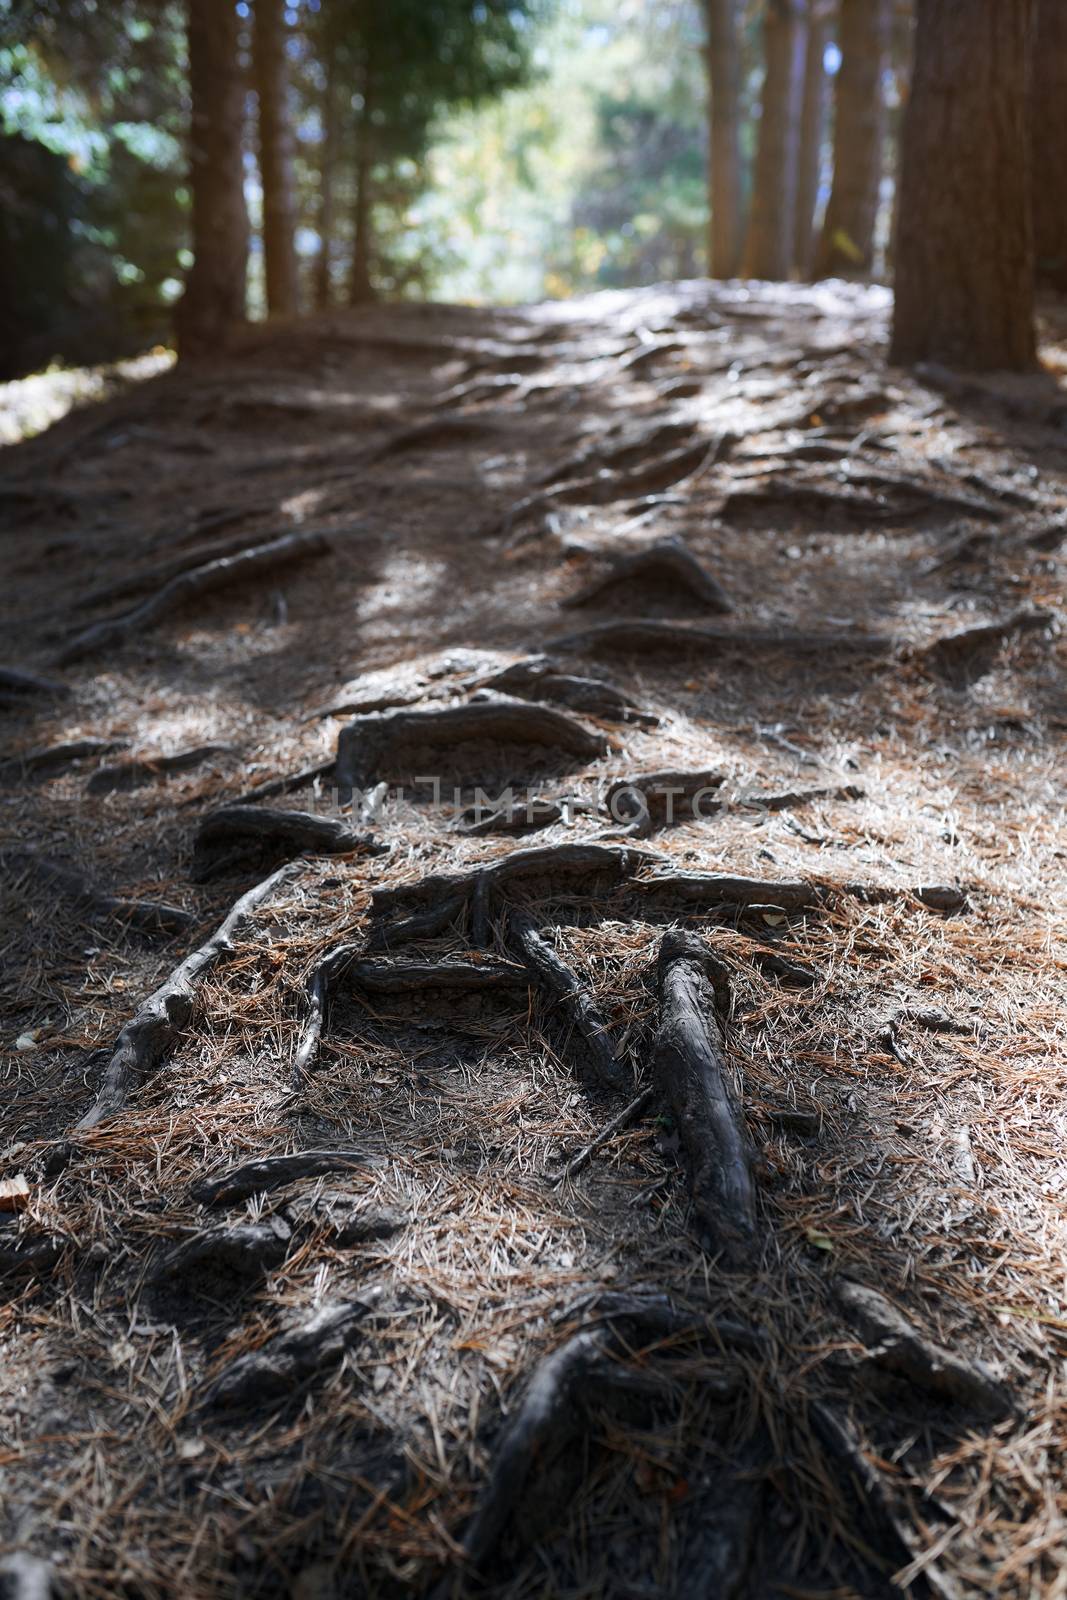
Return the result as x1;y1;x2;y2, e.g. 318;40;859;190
71;527;299;613
652;932;756;1260
152;1217;292;1289
0;738;126;785
550;1084;656;1182
538;420;697;487
1;848;194;938
226;757;336;808
0;1227;68;1279
335;696;609;803
604;768;726;832
364;413;512;464
192;805;384;882
456;1301;739;1580
293;947;530;1073
498;440;721;538
191;1148;371;1208
561;538;733;614
284;1193;405;1246
509;911;629;1090
641;868;820;911
201;1292;383;1410
739;782;864;812
0;665;70;708
456;796;563;835
551;618;895;660
370;842;664;937
807;1402;918;1574
76;863;295;1129
917;607;1052;685
86;745;234;795
747;947;818;989
58;529;332;665
464;655;657;727
835;1278;1012;1416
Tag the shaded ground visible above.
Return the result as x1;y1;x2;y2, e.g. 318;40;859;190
0;279;1065;1599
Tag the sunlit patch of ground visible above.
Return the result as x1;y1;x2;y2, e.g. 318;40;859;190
0;348;174;446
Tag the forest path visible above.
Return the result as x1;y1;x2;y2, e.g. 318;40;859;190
0;281;1065;1598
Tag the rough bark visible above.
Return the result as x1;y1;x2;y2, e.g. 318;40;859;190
794;0;831;276
813;0;890;278
176;0;250;359
890;0;1036;370
1031;0;1067;294
76;864;295;1129
348;61;377;306
651;932;755;1260
252;0;299;316
703;0;745;277
58;531;331;665
313;34;340;310
334;697;609;804
742;0;808;280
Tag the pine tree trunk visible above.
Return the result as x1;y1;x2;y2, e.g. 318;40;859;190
252;0;299;316
313;38;339;311
813;0;890;277
742;0;807;280
793;0;830;277
348;65;377;307
1031;0;1067;294
703;0;744;278
890;0;1035;370
176;0;249;359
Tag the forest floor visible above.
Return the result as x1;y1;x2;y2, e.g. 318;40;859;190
0;280;1065;1600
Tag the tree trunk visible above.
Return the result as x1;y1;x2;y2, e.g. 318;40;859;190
702;0;744;278
742;0;807;280
313;36;339;311
890;0;1035;370
1031;0;1067;294
176;0;249;359
252;0;299;316
348;64;377;307
793;0;831;277
813;0;890;278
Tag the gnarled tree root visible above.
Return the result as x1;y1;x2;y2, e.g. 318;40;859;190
562;537;733;614
86;745;234;795
835;1278;1012;1416
917;606;1052;685
191;1148;371;1208
335;695;608;803
0;665;70;708
370;842;664;943
604;767;726;833
58;529;332;665
456;1300;740;1580
464;655;658;727
1;848;194;938
151;1217;292;1288
508;911;629;1090
200;1291;383;1410
226;757;335;808
551;618;895;660
76;863;296;1129
293;947;530;1073
192;805;385;882
0;738;126;785
652;932;756;1260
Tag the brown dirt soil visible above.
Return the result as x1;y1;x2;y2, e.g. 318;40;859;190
0;280;1065;1599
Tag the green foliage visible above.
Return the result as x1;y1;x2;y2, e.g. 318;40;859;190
0;0;186;375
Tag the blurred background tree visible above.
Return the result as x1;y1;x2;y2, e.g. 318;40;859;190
0;0;1057;377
